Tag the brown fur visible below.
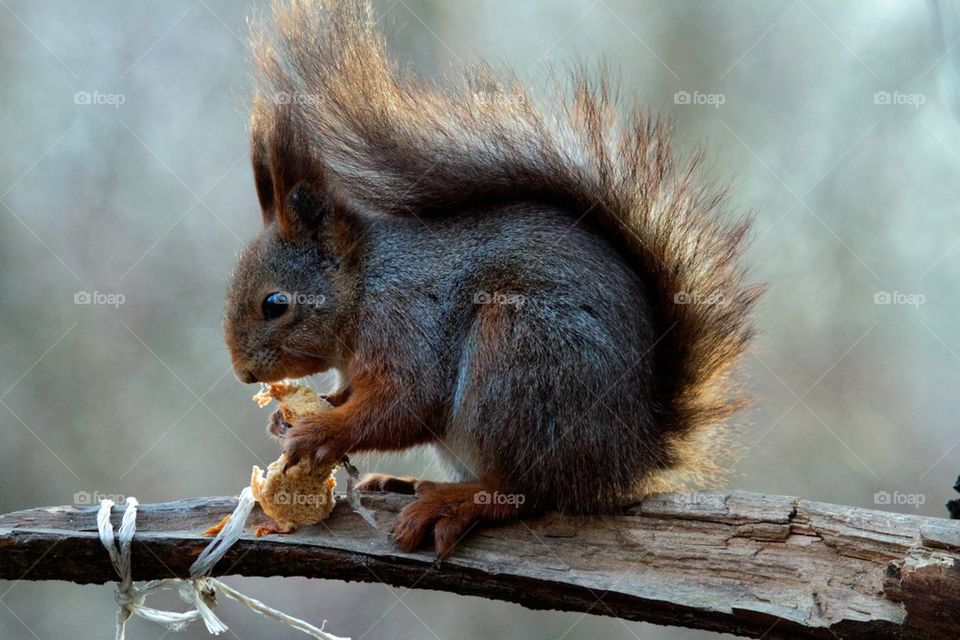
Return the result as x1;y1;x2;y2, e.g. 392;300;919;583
223;0;761;557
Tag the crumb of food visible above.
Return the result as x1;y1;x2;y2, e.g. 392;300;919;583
203;514;232;537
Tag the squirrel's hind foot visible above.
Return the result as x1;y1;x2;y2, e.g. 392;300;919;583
391;481;525;559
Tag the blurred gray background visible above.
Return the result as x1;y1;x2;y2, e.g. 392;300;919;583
1;0;958;638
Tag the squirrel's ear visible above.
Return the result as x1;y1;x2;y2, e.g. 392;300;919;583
251;97;327;239
281;183;332;237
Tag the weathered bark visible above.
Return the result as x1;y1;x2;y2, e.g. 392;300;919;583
0;491;957;639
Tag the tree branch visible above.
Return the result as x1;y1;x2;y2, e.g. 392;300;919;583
1;491;957;639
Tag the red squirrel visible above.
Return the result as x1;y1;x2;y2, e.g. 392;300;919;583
223;0;761;558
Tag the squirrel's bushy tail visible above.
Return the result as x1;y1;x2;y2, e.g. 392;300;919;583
251;0;763;492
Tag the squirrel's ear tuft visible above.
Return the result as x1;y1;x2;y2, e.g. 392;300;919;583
251;94;275;225
250;94;327;240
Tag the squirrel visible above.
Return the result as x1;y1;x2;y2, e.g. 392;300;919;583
223;0;761;558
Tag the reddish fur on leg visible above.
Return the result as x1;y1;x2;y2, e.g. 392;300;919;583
282;373;441;469
322;385;351;407
391;481;525;559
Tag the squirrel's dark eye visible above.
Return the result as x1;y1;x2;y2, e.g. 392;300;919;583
261;292;289;320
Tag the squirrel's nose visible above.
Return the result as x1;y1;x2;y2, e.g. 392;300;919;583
236;369;259;384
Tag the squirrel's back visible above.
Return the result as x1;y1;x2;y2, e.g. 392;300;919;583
248;0;762;502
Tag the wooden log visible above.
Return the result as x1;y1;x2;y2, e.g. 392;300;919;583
0;490;957;639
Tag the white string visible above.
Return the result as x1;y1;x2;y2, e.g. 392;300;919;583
97;490;348;640
190;488;257;579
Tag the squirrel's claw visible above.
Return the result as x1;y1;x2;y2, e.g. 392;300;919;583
280;444;302;473
280;422;312;470
281;417;348;471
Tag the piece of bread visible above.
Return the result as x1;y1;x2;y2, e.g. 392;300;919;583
204;383;338;537
251;383;338;534
250;453;337;534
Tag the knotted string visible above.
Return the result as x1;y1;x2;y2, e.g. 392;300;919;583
97;491;348;640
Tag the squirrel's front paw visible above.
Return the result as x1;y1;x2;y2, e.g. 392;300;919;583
282;416;348;470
